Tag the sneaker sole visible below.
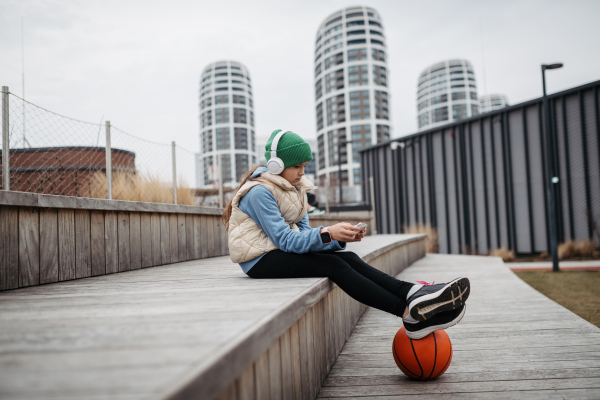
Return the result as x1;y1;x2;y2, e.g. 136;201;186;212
409;277;470;321
405;305;466;340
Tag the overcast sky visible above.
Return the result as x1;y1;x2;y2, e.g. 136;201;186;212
1;0;599;159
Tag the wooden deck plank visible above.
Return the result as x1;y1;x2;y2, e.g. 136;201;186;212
104;211;118;274
58;209;76;281
140;213;152;268
39;208;58;284
150;213;161;267
19;207;40;287
0;206;19;290
90;210;105;277
129;212;142;270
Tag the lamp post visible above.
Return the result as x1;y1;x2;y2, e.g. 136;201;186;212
542;62;563;272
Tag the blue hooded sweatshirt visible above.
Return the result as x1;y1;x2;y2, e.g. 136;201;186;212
237;167;346;274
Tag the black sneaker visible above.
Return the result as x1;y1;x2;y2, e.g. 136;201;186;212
407;277;470;321
403;305;466;340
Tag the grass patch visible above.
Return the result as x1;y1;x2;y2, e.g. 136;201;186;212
514;270;600;328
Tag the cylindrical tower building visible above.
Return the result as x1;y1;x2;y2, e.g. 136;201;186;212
314;6;391;203
197;60;257;188
417;59;478;131
479;94;509;113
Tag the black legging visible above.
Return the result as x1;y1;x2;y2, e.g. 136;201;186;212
247;250;413;317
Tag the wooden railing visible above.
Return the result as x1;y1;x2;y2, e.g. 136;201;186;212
0;191;228;291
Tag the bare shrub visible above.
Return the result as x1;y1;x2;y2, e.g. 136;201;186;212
490;247;516;262
90;171;195;206
558;239;598;260
403;223;439;253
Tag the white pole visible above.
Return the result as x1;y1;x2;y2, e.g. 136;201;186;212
369;176;377;234
172;141;177;205
217;154;223;208
22;16;26;148
2;86;9;190
105;121;112;199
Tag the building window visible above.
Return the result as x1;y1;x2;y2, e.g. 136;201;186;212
353;167;361;184
250;111;254;127
418;100;428;111
235;154;249;181
371;49;385;62
418;112;429;129
452;104;467;120
349;90;370;120
347;20;365;27
325;69;344;94
370;39;384;46
202;130;213;153
315;78;323;100
348;64;369;87
234;128;248;150
327;128;346;166
347;48;367;62
433;106;448;123
372;65;387;86
233;108;247;124
451;92;466;101
215;95;228;104
326;94;345;126
369;20;382;28
201;110;212;128
231;72;244;78
316;102;324;131
470;92;478;100
215;72;228;77
347;39;367;46
374;90;389;120
251;130;256;153
201;97;212;109
249;98;253;108
315;63;322;77
324;52;343;70
220;154;232;184
376;124;390;142
431;94;448;105
369;30;383;36
347;29;365;36
346;12;363;18
215;107;229;124
216;127;230;150
471;104;479;116
233;95;245;104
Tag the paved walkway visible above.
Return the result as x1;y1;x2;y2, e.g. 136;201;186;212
509;260;600;271
318;254;600;399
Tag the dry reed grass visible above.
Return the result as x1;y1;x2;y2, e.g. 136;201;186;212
403;223;439;253
90;171;196;205
558;239;600;260
490;247;516;262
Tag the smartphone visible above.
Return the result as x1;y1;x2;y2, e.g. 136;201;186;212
355;222;368;231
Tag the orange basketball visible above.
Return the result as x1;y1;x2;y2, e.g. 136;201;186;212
392;327;453;380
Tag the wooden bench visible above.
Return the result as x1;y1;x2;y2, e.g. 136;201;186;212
0;233;425;400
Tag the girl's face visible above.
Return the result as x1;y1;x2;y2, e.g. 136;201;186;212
281;162;308;186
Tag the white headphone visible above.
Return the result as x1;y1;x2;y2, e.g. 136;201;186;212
266;129;290;175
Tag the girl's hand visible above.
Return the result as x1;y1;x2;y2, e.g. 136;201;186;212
328;223;362;242
353;226;367;242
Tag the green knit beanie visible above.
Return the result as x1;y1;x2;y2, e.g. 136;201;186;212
264;129;313;169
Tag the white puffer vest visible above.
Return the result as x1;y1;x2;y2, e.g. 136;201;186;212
227;172;317;263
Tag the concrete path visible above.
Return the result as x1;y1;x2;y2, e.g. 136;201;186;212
318;254;600;399
509;260;600;271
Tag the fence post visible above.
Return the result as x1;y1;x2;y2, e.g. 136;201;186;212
369;176;377;234
105;121;112;200
2;86;9;191
172;141;177;205
217;154;223;208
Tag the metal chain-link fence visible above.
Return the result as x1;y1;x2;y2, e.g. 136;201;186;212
1;87;198;205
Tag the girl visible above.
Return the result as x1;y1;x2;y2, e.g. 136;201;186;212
222;129;470;339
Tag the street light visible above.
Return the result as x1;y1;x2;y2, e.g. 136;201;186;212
542;62;563;272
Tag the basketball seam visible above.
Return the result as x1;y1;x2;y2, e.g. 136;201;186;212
393;341;420;379
409;338;424;379
428;331;438;380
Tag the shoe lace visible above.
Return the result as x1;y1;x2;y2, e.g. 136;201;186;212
417;280;434;286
